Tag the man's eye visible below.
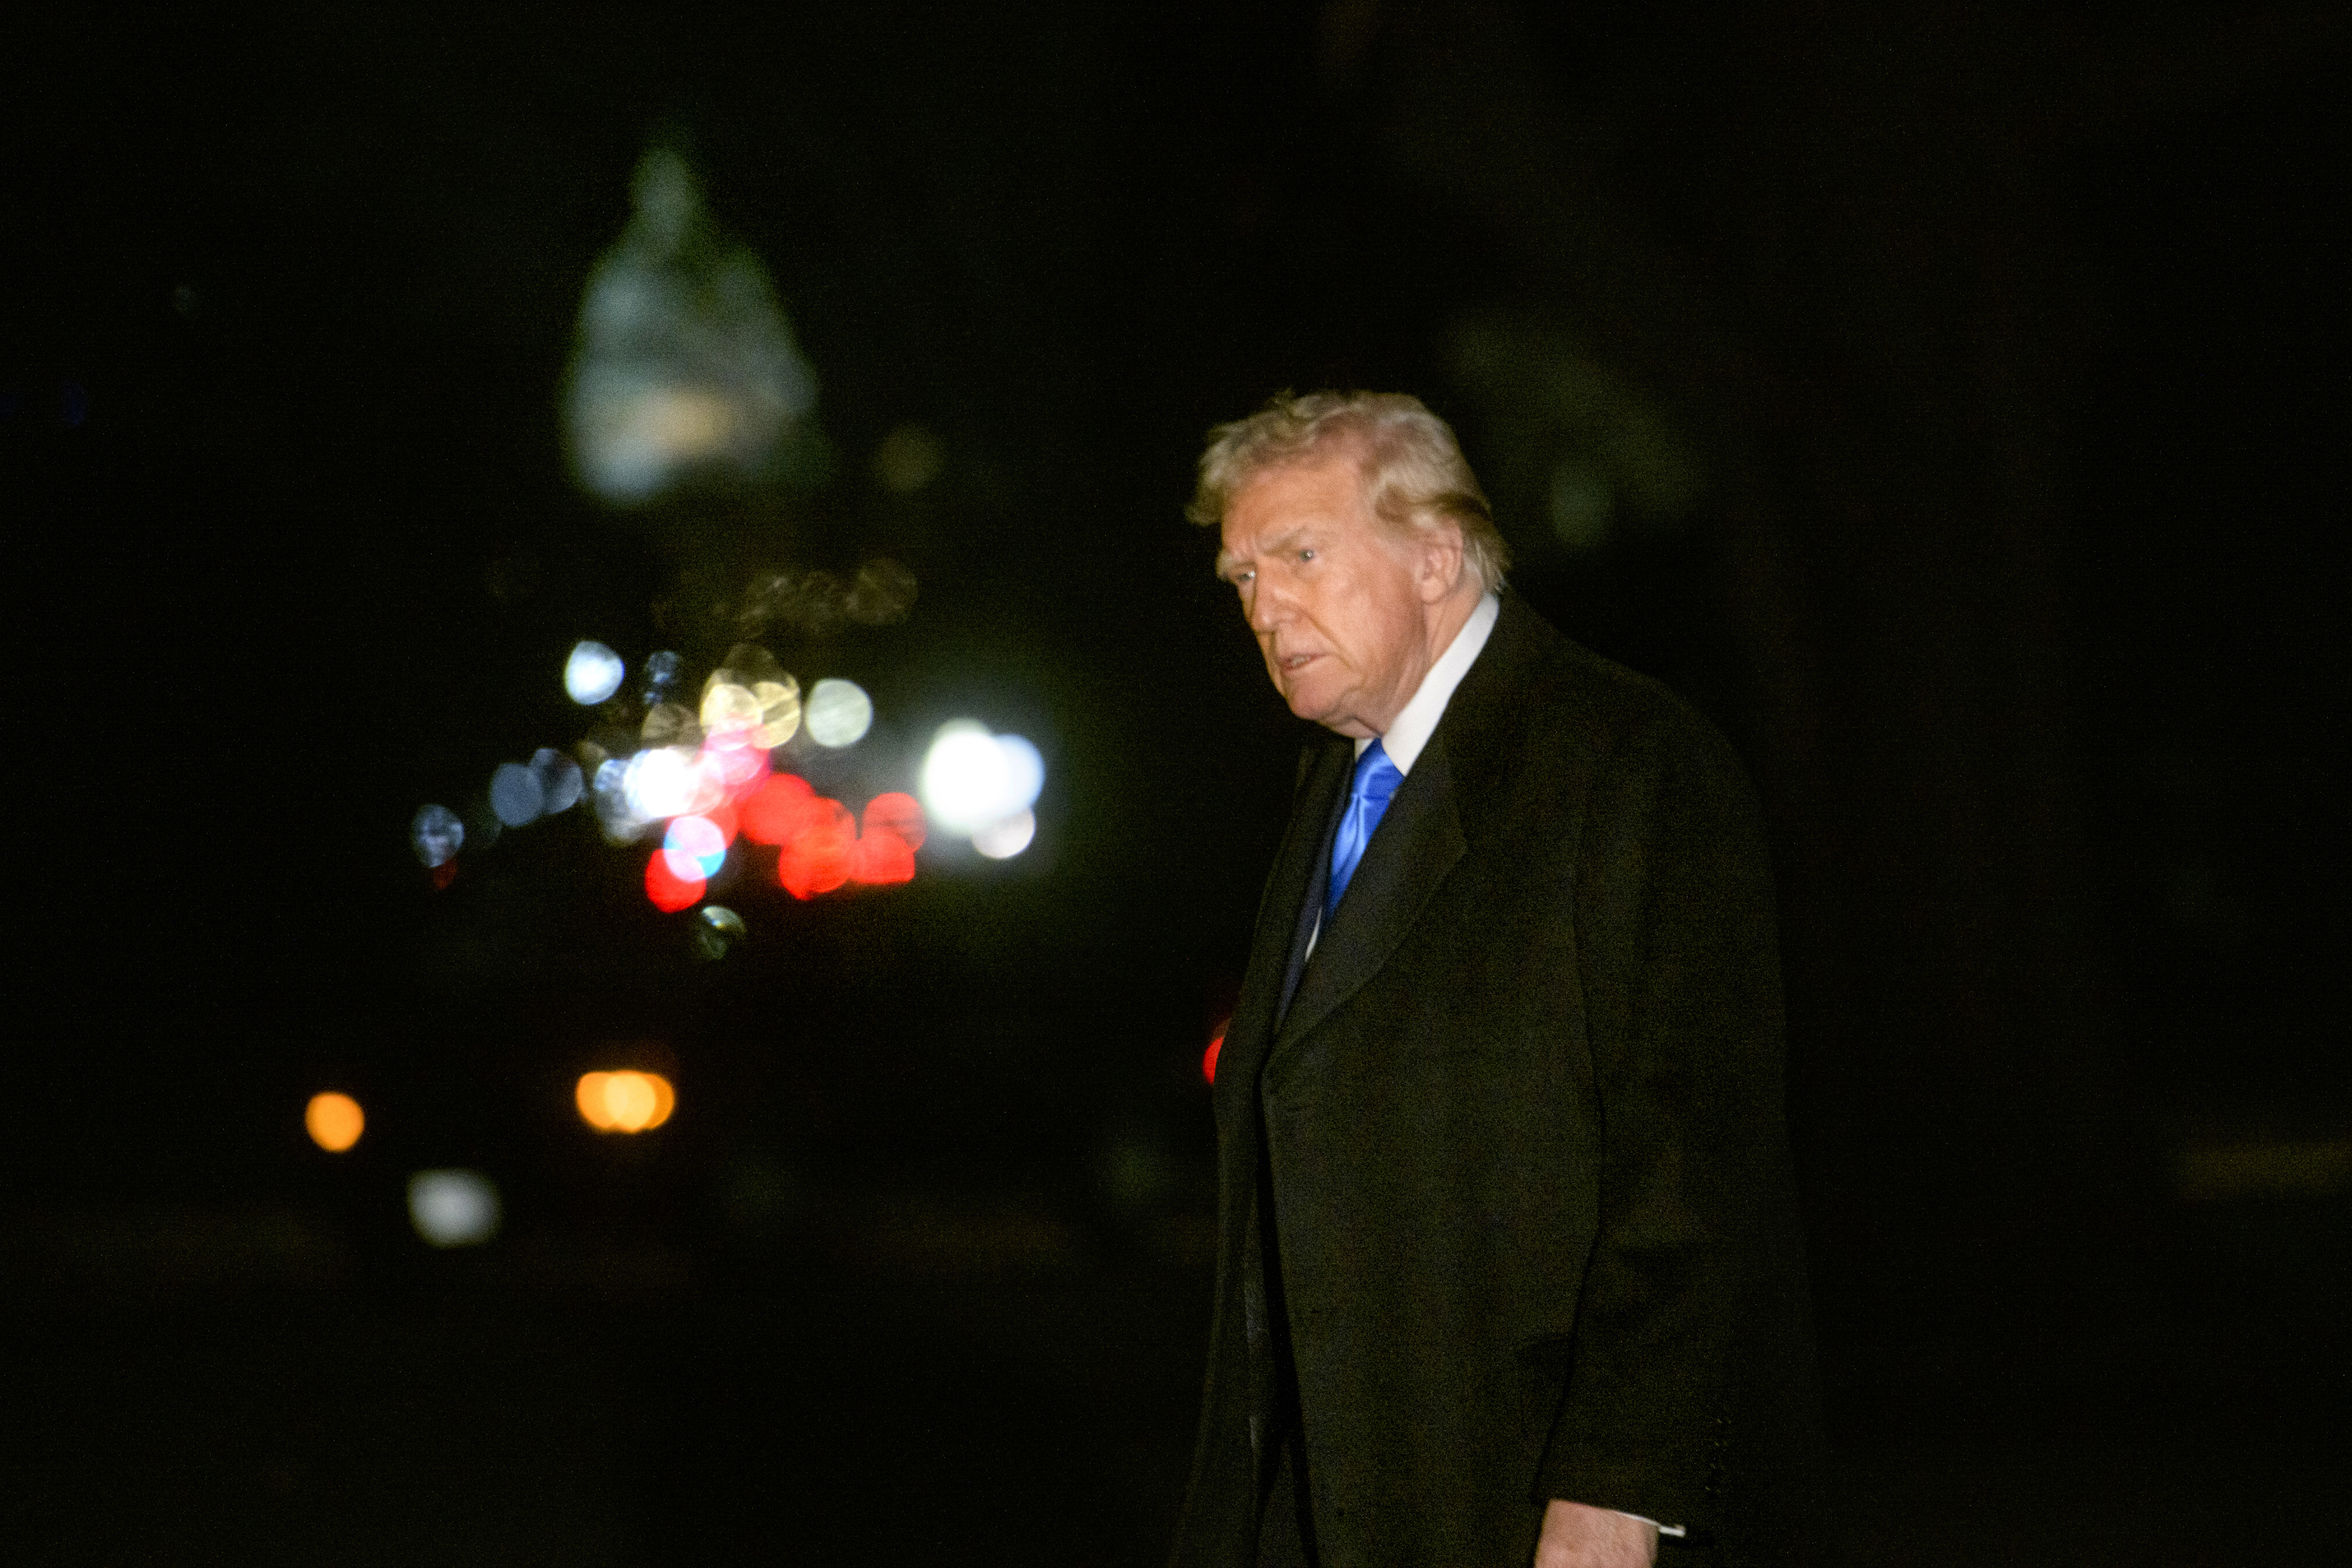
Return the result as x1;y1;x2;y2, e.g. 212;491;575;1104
1296;549;1316;562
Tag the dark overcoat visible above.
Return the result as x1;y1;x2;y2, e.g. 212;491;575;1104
1171;593;1817;1568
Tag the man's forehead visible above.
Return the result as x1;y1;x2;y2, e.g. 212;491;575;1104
1222;457;1367;544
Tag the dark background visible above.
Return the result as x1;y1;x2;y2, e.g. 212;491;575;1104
5;2;2345;1563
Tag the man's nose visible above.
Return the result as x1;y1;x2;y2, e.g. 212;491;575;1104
1246;578;1289;632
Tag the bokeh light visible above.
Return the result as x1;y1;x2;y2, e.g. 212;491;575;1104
640;650;684;707
741;773;815;844
304;1092;364;1152
490;761;546;827
532;747;585;814
709;640;786;689
699;679;762;739
697;904;745;959
972;809;1036;860
919;722;1045;835
623;745;722;821
407;1170;501;1247
575;1070;677;1133
863;792;927;851
777;796;857;899
804;678;874;748
705;646;803;748
663;814;727;880
593;758;647;842
565;641;626;705
919;723;999;829
994;734;1045;810
645;848;705;911
641;701;699;746
851;827;916;885
410;804;463;868
1202;1032;1225;1084
705;728;770;795
845;792;925;886
752;679;802;747
846;558;919;626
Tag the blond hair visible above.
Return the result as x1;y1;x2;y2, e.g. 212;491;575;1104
1187;390;1510;590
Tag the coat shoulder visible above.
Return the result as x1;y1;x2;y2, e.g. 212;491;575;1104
1466;595;1754;794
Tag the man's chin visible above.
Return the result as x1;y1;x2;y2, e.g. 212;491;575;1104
1286;692;1371;738
1282;686;1336;727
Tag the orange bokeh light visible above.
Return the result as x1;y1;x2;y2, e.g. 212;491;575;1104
575;1070;676;1133
1201;1033;1224;1085
644;849;705;912
305;1091;365;1152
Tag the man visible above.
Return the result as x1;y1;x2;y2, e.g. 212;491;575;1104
1170;394;1816;1568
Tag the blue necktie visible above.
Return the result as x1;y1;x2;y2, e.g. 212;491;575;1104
1327;739;1403;920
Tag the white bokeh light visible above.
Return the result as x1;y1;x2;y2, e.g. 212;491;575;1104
407;1169;501;1248
620;746;723;822
994;735;1044;817
804;678;874;748
972;810;1036;860
592;758;648;842
531;747;585;814
920;723;1005;833
565;641;626;705
919;722;1044;835
490;761;545;827
411;804;464;867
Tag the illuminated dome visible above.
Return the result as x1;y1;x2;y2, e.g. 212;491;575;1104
564;149;818;504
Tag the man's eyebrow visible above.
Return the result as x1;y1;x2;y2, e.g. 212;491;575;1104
1216;529;1309;578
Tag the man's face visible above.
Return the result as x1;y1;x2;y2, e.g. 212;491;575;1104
1217;455;1441;739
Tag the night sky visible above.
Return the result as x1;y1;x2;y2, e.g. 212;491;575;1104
6;4;2347;1562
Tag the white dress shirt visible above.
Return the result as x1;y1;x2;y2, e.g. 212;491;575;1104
1302;592;1498;961
1354;589;1500;774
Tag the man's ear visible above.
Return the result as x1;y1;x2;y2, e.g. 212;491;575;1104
1416;520;1467;602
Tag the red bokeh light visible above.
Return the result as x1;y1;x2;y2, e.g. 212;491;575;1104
741;773;815;845
851;830;916;885
863;792;927;852
1202;1032;1225;1084
645;849;705;912
430;861;459;890
777;796;857;899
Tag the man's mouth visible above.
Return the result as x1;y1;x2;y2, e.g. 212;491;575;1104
1279;652;1319;672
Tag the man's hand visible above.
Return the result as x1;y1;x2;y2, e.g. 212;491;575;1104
1534;1500;1659;1568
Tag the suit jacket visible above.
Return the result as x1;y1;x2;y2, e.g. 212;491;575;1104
1172;593;1818;1568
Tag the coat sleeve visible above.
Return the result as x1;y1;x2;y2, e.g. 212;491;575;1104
1532;703;1801;1534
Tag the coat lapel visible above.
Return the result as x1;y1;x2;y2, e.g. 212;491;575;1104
1217;736;1351;1117
1273;731;1468;1052
1265;594;1554;1054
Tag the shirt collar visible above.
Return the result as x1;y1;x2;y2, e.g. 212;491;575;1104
1359;590;1500;775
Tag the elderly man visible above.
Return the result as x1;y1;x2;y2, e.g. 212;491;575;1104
1170;394;1816;1568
